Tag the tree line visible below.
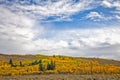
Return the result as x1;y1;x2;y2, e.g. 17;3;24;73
9;58;56;71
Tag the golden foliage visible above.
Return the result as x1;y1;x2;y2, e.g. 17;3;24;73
0;55;120;76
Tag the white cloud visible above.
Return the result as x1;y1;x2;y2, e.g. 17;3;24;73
58;27;120;46
0;7;120;59
115;15;120;20
102;0;120;14
0;6;44;53
86;12;104;21
102;0;120;8
2;0;100;21
51;26;120;59
19;26;120;60
102;0;113;8
100;0;120;21
86;11;120;21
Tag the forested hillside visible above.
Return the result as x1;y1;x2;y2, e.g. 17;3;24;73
0;54;120;76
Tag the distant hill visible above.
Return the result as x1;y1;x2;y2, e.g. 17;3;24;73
0;54;36;61
0;53;119;66
75;57;120;66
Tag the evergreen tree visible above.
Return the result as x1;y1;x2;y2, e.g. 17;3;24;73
51;60;54;70
53;55;55;58
39;59;44;71
9;58;13;67
31;60;38;65
20;61;24;67
47;63;51;70
53;61;56;69
90;62;93;74
39;59;42;64
47;60;56;70
51;60;56;70
30;60;41;65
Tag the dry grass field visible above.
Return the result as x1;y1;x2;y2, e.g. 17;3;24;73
0;74;120;80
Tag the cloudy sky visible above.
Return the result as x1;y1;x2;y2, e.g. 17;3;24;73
0;0;120;60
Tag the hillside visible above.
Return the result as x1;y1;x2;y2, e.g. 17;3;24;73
0;54;36;61
0;54;120;76
0;54;119;66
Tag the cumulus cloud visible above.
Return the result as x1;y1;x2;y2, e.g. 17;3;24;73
19;26;120;60
0;6;43;53
86;12;104;21
102;0;120;14
102;0;120;8
1;7;120;60
102;0;113;8
47;27;120;60
115;15;120;20
86;11;120;21
0;0;100;21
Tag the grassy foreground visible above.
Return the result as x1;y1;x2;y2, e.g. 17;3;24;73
0;74;120;80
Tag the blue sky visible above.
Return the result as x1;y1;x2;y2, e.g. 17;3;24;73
0;0;120;60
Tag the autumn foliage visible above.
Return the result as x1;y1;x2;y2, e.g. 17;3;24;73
0;55;120;76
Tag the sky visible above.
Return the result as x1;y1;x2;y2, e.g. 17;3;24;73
0;0;120;60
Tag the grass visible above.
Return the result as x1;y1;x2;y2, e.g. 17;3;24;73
0;74;120;80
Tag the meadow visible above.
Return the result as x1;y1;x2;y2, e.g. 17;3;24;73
0;54;120;80
0;74;120;80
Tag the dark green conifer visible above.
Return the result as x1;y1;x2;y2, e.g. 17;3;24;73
47;60;56;70
39;59;44;71
20;61;24;67
9;58;14;67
